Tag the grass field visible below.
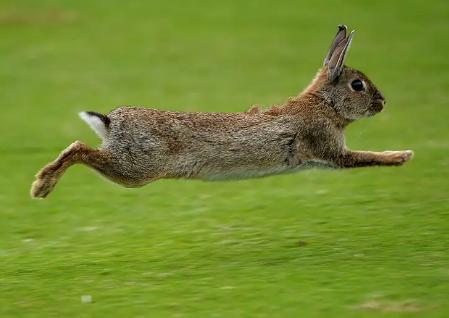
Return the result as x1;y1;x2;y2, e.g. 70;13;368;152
1;0;449;317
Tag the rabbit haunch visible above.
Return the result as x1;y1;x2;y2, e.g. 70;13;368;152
30;25;413;199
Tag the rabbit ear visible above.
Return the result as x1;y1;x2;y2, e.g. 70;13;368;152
323;25;347;67
327;30;355;82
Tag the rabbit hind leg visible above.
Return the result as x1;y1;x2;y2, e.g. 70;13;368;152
31;141;109;198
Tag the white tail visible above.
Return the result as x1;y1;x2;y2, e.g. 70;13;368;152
79;111;109;139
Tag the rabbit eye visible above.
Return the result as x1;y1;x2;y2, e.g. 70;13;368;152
351;79;364;91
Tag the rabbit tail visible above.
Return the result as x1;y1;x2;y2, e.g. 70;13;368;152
79;111;110;139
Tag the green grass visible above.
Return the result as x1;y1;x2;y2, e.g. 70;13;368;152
1;0;449;317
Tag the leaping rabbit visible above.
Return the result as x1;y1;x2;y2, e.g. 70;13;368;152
31;25;413;199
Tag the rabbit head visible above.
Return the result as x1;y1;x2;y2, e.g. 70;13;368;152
313;25;386;120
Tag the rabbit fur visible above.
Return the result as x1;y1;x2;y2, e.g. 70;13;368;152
31;25;413;199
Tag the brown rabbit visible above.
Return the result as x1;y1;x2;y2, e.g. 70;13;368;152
31;25;413;199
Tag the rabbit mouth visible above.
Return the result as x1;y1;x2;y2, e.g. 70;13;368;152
364;100;384;117
371;99;385;112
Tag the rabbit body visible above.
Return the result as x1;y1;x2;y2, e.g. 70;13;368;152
102;105;337;184
30;25;413;198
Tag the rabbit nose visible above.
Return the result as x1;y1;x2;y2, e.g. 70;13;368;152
374;91;386;104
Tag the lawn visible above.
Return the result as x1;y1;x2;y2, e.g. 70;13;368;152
1;0;448;317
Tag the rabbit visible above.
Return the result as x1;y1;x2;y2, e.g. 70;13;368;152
31;25;413;199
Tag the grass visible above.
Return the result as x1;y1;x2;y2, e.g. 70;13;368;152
1;0;449;317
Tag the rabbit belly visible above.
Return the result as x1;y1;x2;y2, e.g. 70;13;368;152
195;160;334;181
196;164;289;180
287;159;337;171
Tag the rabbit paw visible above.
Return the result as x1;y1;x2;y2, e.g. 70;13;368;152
30;141;83;199
31;163;60;199
30;174;58;199
30;161;63;199
385;150;414;165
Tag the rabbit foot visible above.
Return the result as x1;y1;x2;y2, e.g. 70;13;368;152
30;173;58;199
384;150;414;165
30;141;82;198
31;161;63;198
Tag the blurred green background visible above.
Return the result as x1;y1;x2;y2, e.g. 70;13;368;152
1;0;448;317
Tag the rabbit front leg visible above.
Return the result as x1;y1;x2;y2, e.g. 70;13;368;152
336;150;414;168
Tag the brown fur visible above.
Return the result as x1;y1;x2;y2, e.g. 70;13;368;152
247;105;261;114
31;25;413;199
